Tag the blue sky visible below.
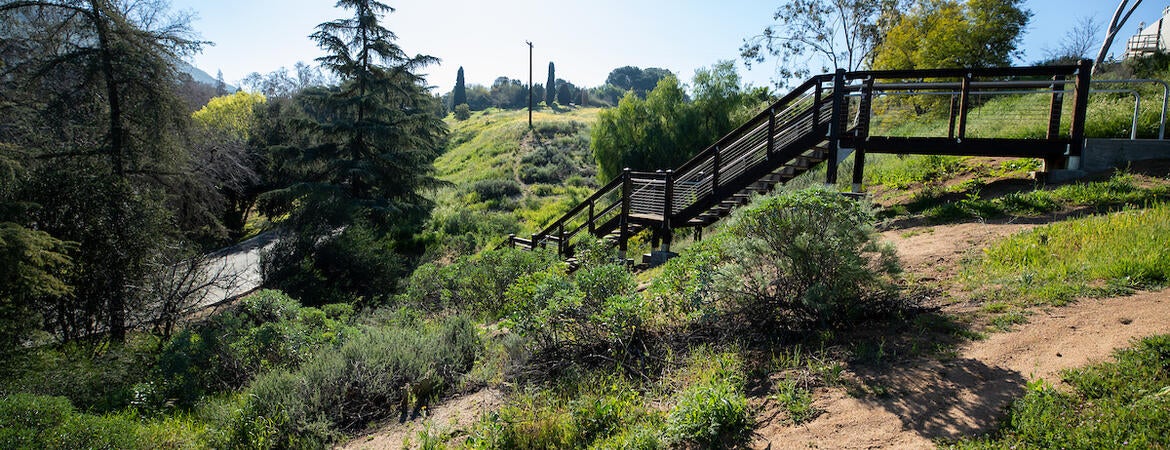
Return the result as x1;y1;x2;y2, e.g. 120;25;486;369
170;0;1164;93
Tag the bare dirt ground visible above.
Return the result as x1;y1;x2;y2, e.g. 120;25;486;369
749;220;1170;449
750;290;1170;449
879;221;1038;283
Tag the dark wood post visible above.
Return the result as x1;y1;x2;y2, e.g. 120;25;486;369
813;79;823;125
1047;75;1066;139
852;150;866;193
557;224;565;256
1068;59;1092;170
767;108;776;160
711;146;721;193
662;169;674;251
619;168;631;259
826;68;846;185
508;234;516;248
957;73;972;140
1045;74;1067;171
856;77;874;142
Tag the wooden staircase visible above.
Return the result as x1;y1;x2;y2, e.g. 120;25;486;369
508;61;1094;262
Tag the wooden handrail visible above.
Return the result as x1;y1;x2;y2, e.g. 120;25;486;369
512;61;1095;256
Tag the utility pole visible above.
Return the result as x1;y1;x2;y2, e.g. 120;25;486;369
527;41;534;128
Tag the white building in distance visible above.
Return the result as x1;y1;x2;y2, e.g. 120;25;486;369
1126;6;1170;58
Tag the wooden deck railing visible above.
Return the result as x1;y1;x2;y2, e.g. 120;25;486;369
509;61;1094;259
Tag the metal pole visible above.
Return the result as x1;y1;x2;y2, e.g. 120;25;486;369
526;41;533;128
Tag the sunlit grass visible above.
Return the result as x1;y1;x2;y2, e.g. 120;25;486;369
963;202;1170;305
952;334;1170;449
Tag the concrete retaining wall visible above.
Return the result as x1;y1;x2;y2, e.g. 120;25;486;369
1082;139;1170;172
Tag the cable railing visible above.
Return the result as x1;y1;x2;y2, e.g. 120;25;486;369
509;61;1098;259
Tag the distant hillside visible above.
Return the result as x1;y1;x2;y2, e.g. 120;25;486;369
177;60;237;92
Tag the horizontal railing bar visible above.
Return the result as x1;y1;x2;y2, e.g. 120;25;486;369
846;64;1079;81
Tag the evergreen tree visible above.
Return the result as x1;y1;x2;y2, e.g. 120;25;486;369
556;82;572;105
215;69;228;96
546;61;556;105
260;0;447;304
453;66;467;107
0;0;203;341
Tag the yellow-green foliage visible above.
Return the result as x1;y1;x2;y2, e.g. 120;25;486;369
965;203;1170;305
191;91;267;141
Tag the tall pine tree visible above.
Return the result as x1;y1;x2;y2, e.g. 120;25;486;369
453;66;467;107
546;61;556;105
260;0;447;304
0;0;202;341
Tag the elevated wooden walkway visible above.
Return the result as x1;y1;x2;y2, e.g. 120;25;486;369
508;61;1094;260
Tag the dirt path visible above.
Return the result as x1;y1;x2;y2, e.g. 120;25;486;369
751;290;1170;449
879;221;1037;283
750;220;1170;449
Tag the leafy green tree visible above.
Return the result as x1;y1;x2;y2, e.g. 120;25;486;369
453;66;467;108
872;0;1030;70
259;0;447;305
692;60;746;141
742;0;900;85
454;103;471;120
192;91;267;141
464;83;492;110
0;152;74;355
489;76;526;109
605;66;672;98
592;62;747;181
546;62;556;105
190;91;269;240
556;79;574;105
592;76;694;181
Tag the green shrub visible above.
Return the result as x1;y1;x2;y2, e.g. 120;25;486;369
465;377;663;449
664;348;749;446
240;290;301;323
454;103;471;120
399;247;555;316
719;188;900;328
0;394;74;448
239;316;482;446
49;410;145;450
470;179;522;202
0;394;203;450
156;290;356;407
665;380;748;445
647;234;728;322
3;336;158;414
320;303;354;321
506;263;644;368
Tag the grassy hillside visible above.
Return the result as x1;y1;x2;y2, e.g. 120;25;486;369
423;107;602;255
